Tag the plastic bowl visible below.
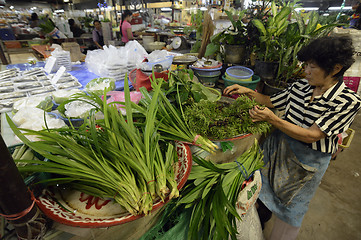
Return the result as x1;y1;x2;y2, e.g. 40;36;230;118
225;72;251;82
190;66;222;78
190;65;223;72
146;55;174;70
195;70;221;77
148;41;166;51
222;75;260;90
225;66;254;81
197;72;221;87
57;114;85;128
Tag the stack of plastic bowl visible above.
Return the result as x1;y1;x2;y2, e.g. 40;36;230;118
222;66;260;90
190;63;223;87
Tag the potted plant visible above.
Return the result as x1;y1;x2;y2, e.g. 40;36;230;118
252;0;340;94
204;10;249;63
184;10;204;54
251;1;291;83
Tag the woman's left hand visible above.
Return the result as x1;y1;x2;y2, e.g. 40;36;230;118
249;105;273;122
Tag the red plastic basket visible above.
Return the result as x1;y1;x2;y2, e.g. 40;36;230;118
129;68;169;91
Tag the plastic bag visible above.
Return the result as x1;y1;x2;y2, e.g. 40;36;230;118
125;40;148;67
137;50;174;71
103;91;143;114
85;42;147;81
12;107;67;132
85;77;116;95
13;96;53;112
51;89;82;104
64;100;96;118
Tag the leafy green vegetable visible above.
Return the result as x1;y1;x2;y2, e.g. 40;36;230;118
6;77;180;216
176;139;264;240
183;95;271;140
156;68;220;108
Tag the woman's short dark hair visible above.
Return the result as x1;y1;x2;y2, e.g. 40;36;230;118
93;20;100;24
31;13;38;21
297;36;355;81
68;19;75;26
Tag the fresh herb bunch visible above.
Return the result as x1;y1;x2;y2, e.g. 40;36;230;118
176;139;264;240
156;69;220;108
183;95;271;140
7;78;180;216
131;78;218;153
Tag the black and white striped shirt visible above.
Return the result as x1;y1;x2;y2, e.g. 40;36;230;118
270;79;361;154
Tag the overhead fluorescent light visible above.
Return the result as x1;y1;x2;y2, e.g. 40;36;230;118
328;6;352;10
295;7;319;12
200;7;207;11
9;6;14;9
161;7;172;12
54;9;64;13
64;0;69;2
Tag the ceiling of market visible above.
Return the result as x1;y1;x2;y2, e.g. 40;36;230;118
4;0;359;9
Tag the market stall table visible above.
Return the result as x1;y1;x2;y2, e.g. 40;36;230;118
6;62;130;91
31;45;54;60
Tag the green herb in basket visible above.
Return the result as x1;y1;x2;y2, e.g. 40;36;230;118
183;95;271;140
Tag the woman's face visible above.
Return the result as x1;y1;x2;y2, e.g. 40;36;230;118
304;61;331;86
94;21;101;30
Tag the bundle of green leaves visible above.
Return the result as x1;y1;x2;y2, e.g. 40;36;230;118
155;69;220;108
174;139;264;240
183;95;271;140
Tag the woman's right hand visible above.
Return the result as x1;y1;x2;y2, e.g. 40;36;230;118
223;84;253;96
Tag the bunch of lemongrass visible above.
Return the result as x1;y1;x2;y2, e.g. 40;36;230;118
7;78;179;216
129;76;218;153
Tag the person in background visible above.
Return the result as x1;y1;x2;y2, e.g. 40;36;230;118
92;20;104;49
223;36;361;240
30;13;39;28
68;19;85;37
120;10;135;44
350;3;361;29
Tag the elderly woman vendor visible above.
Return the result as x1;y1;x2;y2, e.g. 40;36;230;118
224;36;361;240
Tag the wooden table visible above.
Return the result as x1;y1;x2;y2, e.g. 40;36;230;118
31;45;54;60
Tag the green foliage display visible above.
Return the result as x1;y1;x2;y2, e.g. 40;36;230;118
251;0;341;87
205;10;248;61
39;17;56;34
184;10;204;53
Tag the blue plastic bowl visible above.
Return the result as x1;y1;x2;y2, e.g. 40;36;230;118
225;66;254;80
190;65;223;72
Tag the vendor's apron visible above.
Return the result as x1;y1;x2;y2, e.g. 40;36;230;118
96;31;104;47
258;130;331;227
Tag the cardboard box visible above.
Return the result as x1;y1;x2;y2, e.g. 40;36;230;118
61;42;84;62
